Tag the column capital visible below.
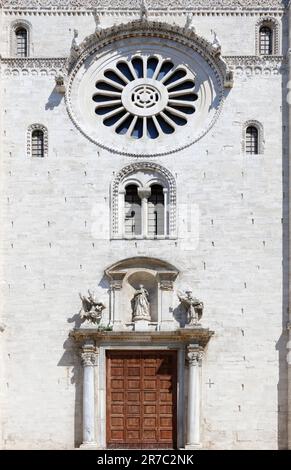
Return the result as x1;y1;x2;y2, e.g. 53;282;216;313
160;280;174;291
106;271;126;290
187;345;204;366
157;271;179;291
110;280;123;290
138;186;151;200
81;341;98;367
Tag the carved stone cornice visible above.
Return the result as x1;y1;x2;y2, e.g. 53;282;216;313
0;1;287;12
0;58;67;77
187;345;204;366
0;56;284;79
71;328;214;348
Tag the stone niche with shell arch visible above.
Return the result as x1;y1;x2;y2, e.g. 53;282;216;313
105;256;179;331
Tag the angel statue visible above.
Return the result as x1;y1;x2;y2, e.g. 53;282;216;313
177;289;204;326
79;290;106;324
132;285;151;322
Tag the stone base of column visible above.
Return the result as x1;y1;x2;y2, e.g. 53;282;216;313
80;442;99;450
185;443;202;450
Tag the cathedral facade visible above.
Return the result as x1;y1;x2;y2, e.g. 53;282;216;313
0;0;290;450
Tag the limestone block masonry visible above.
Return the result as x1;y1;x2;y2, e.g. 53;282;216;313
0;0;290;450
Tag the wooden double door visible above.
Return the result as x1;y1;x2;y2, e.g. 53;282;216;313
106;350;177;449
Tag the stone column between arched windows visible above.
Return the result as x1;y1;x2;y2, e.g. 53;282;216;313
137;187;151;238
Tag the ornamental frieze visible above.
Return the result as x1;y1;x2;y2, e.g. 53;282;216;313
0;56;284;78
0;0;288;11
224;55;285;76
0;58;67;76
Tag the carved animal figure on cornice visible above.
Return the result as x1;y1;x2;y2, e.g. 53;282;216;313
72;29;79;51
185;14;196;33
93;9;103;34
211;29;221;56
140;0;149;22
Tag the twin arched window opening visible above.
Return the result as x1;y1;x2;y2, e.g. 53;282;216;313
124;183;166;238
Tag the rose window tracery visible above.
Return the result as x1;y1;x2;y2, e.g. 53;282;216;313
93;55;198;140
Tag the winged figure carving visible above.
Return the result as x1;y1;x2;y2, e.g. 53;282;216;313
79;290;105;324
177;289;204;326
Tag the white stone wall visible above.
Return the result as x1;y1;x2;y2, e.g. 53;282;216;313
0;2;288;449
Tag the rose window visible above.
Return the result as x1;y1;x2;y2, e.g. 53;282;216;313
92;55;198;140
67;36;223;156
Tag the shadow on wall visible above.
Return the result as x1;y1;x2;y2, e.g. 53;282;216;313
173;304;187;328
45;87;64;110
57;335;83;448
58;276;111;449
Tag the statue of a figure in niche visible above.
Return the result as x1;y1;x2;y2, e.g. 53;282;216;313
79;290;105;324
132;284;151;321
177;289;204;326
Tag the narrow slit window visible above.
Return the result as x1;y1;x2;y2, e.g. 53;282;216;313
32;130;44;158
16;27;28;57
246;126;259;155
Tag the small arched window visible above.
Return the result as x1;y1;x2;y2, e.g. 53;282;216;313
124;184;142;236
32;130;44;158
148;185;165;237
259;26;273;55
15;27;28;57
246;126;259;155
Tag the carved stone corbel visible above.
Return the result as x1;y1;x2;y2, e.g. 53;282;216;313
55;74;66;94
